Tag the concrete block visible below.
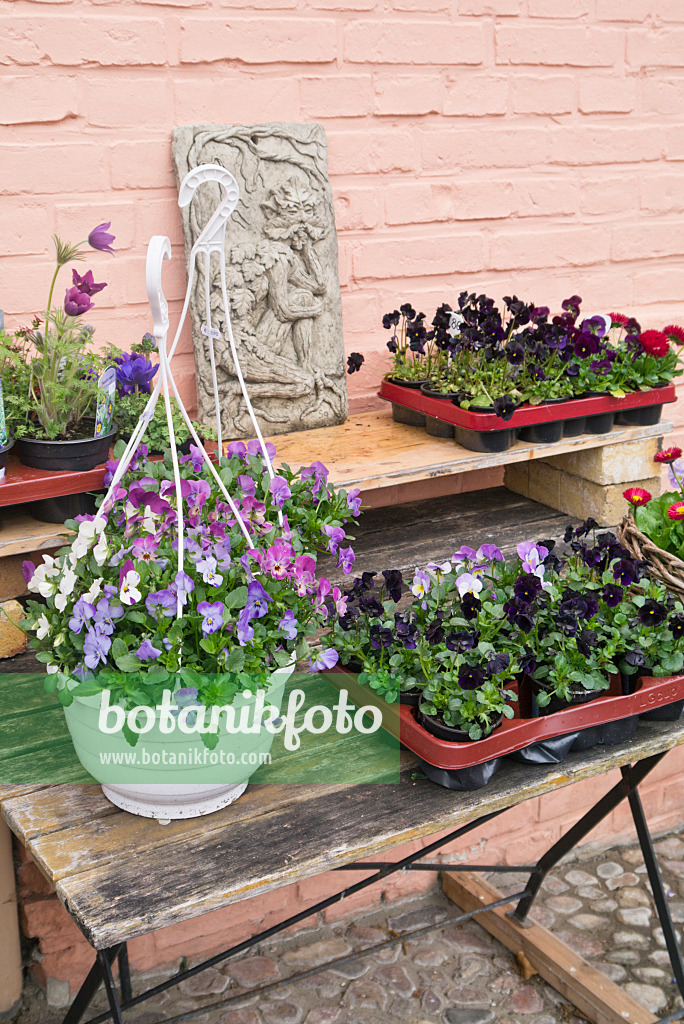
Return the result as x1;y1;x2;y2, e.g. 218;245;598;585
558;474;661;526
542;436;661;485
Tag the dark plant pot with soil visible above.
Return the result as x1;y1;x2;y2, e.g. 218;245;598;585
29;491;101;525
415;708;503;742
420;384;462;401
16;426;117;472
531;681;605;717
0;439;14;472
399;689;422;707
392;404;426;428
386;377;429;390
632;667;684;721
414;709;504;791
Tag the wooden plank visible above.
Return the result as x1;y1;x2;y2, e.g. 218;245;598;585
269;410;670;494
442;871;656;1024
0;511;70;559
48;720;684;948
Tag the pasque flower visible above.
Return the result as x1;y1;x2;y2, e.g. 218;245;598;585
64;286;94;317
114;353;159;395
72;268;106;296
88;222;116;254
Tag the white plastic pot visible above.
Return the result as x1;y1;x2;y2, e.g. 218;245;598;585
62;662;293;822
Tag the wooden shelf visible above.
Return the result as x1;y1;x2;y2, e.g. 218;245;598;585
0;456;106;509
0;511;70;559
268;409;672;494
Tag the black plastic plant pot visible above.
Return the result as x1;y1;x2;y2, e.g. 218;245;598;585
641;698;684;722
419;384;462;401
570;714;639;752
15;428;117;472
533;686;603;717
399;690;422;707
418;755;502;792
415;709;503;742
386;377;429;390
392;403;426;428
563;417;586;438
615;404;663;427
0;439;14;471
518;420;564;444
29;491;100;525
425;416;455;438
583;411;614;434
453;424;517;453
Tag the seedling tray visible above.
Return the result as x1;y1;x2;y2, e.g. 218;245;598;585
378;380;676;453
330;668;684;770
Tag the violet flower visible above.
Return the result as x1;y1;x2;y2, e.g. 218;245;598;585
292;554;316;595
452;546;477;564
346;488;362;517
245;579;271;619
197;600;225;635
146;588;176;617
246;439;277;460
278;609;298;640
269;476;291;509
179;445;205;473
322;524;345;555
237;474;256;497
263;540;294;580
337;546;355;576
137;639;162;660
196;554;223;587
22;560;35;585
114;353;159;396
172;571;195;606
301;461;329;499
226;441;247;459
88;222;116;254
309;648;339;672
236;608;255;645
83;629;111;669
92;598;124;636
69;597;95;635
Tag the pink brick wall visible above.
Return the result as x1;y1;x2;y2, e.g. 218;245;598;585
5;0;684;999
3;0;684;433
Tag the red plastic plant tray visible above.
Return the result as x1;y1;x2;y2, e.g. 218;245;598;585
378;379;676;433
0;455;107;508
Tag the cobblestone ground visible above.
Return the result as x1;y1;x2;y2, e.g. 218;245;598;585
17;832;684;1024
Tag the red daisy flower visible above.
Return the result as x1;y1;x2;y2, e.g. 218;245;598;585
623;487;652;507
668;501;684;521
638;329;671;358
610;312;629;327
655;446;683;464
663;324;684;346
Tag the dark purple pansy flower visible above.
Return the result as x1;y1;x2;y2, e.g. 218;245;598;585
612;559;637;587
446;629;480;652
347;352;364;374
576;628;598;657
382;569;403;603
514;575;542;604
460;592;481;622
486;652;510;677
669;613;684;638
458;664;485;690
369;624;393;649
637;599;667;626
602;584;623;607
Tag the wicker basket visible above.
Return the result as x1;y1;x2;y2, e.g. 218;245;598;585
618;513;684;600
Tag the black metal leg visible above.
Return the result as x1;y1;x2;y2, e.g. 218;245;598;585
61;957;105;1024
511;751;667;923
99;949;125;1024
623;769;684;999
117;944;132;1003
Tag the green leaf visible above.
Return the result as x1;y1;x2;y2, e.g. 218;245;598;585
111;637;128;660
202;730;220;750
225;647;245;672
115;653;142;673
219;466;234;488
122;722;139;747
44;674;59;693
57;687;73;707
71;681;102;697
273;648;292;667
224;586;248;610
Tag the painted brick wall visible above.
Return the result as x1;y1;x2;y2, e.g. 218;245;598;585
3;0;684;433
5;0;684;1002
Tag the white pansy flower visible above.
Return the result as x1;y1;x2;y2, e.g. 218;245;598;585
93;534;109;566
46;663;58;674
120;570;142;606
54;593;69;612
29;556;60;598
59;567;78;597
35;614;50;640
84;579;102;603
456;572;483;598
426;560;451;582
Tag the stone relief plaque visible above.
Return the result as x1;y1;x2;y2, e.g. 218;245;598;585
172;123;348;438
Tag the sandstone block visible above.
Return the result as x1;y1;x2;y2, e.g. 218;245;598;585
542;436;660;485
0;599;27;658
558;473;661;526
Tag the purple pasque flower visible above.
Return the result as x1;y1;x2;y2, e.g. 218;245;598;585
278;609;298;640
309;648;339;672
197;600;225;635
114;353;159;396
69;597;96;635
337;546;355;576
262;540;294;580
245;579;272;619
301;461;329;499
196;554;223;587
146;588;177;618
322;524;345;555
172;570;195;606
83;628;112;669
64;286;94;317
347;488;362;517
477;544;503;562
246;439;277;460
93;597;124;635
137;639;162;660
452;545;478;564
268;475;291;508
236;608;255;645
292;553;317;595
88;221;116;254
179;444;205;474
72;268;106;296
236;474;256;498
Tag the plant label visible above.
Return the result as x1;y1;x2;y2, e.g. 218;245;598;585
448;312;464;337
95;365;117;438
201;324;221;341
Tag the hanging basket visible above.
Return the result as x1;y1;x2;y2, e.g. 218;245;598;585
618;513;684;600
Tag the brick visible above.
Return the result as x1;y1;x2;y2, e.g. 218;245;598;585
55;200;136;251
543;437;660;486
136;196;184;247
496;25;622;66
510;74;575;115
420;126;551;171
385;178;573;225
327;130;415;174
384;182;454;225
374;75;443;116
0;16;168;67
0;74;77;124
579;75;636;113
82;74;172;128
392;0;452;11
666;126;684;161
180;18;337;64
640;77;684;115
549;126;663;165
627;29;684;68
333;188;380;231
344;20;485;65
135;0;206;6
459;0;521;12
443;75;508;116
306;0;375;9
490;227;610;271
110;140;175;190
528;0;589;16
633;267;684;305
641;173;684;215
596;0;650;19
352;234;485;280
612;222;684;262
580;175;640;216
0;200;52;255
0;145;107;196
21;898;85;953
558;473;661;526
657;0;684;20
173;75;300;124
511;177;578;217
301;75;372;118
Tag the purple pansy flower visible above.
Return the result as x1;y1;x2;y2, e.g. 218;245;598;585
346;488;362;516
452;546;478;563
22;560;35;585
269;475;291;508
337;546;355;575
477;544;503;562
93;597;124;636
236;608;255;646
322;524;345;555
137;639;162;660
197;600;225;635
236;474;256;498
309;648;339;672
245;580;272;620
246;439;277;460
69;597;95;635
179;444;205;473
83;629;111;670
196;554;223;587
301;461;329;499
278;609;298;640
172;571;195;606
145;588;177;617
226;441;247;459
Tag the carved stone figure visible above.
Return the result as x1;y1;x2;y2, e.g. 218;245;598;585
172;123;348;438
